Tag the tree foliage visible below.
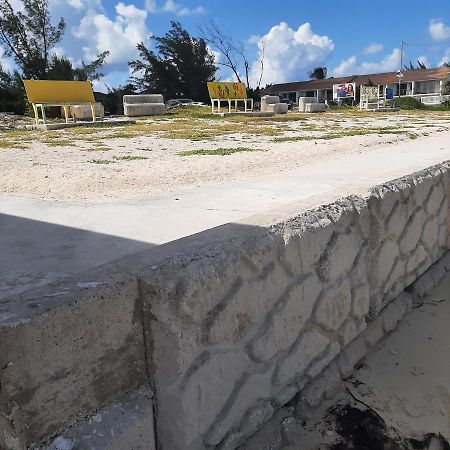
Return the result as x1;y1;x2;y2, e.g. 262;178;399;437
309;67;328;80
0;65;24;112
404;60;427;71
130;21;217;102
0;0;65;79
200;20;251;88
0;0;108;81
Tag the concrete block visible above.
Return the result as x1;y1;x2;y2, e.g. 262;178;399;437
306;342;340;378
123;94;164;104
44;386;156;450
313;279;352;331
205;368;273;447
327;230;363;280
249;276;321;361
124;103;166;116
351;284;370;319
0;279;146;447
207;262;292;345
399;209;426;254
425;184;445;215
69;102;104;120
274;331;329;386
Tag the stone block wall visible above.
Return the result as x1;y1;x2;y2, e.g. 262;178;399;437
141;162;449;450
368;164;450;314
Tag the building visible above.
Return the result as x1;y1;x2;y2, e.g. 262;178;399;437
264;67;450;105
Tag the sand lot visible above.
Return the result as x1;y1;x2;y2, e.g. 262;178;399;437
0;109;449;202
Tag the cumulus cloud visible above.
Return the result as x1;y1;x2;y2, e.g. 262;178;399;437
145;0;157;12
332;48;401;77
439;49;450;66
145;0;205;15
416;55;430;68
429;20;450;42
362;43;383;55
250;22;334;86
72;2;150;65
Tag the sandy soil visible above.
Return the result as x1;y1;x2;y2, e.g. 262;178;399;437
0;111;449;202
291;272;450;450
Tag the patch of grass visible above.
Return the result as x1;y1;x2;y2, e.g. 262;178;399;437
0;140;28;150
83;146;111;152
88;159;115;164
273;127;408;143
41;139;76;147
178;147;262;156
112;155;148;161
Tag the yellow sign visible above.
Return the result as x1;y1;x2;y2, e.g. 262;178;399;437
207;82;247;100
23;80;95;104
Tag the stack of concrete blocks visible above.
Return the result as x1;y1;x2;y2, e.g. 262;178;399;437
0;163;448;450
123;94;166;117
298;97;326;113
261;96;288;114
68;102;104;121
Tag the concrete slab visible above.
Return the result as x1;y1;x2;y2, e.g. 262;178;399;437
0;133;449;300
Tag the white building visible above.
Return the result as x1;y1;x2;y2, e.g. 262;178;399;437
264;67;450;105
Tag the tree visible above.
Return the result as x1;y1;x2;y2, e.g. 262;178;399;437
0;65;26;112
103;83;137;115
404;60;427;71
130;21;217;102
309;67;328;80
200;20;258;88
0;0;109;81
0;0;65;79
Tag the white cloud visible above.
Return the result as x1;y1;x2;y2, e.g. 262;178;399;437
362;43;383;55
72;2;150;64
416;55;430;68
429;20;450;42
0;47;13;73
332;48;401;77
332;55;357;77
250;22;334;86
439;49;450;66
146;0;205;15
145;0;157;12
247;34;260;45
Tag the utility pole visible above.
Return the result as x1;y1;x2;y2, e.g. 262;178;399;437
397;41;408;97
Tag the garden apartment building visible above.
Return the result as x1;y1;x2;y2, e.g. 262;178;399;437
264;67;450;105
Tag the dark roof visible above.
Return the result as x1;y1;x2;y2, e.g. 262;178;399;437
264;67;450;93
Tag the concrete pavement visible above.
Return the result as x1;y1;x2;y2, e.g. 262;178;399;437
1;133;449;300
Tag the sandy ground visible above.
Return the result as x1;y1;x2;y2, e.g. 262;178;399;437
289;271;450;450
0;111;449;202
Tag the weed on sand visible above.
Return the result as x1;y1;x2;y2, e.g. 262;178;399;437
112;155;149;161
88;159;115;164
178;147;262;156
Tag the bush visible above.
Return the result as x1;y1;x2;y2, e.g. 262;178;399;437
388;96;423;110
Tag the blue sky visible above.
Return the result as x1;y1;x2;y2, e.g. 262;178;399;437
2;0;450;91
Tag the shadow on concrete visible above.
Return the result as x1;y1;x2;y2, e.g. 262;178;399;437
0;212;156;301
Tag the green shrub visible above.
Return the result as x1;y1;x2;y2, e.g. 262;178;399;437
388;97;423;110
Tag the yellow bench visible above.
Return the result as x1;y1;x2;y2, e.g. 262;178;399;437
23;80;97;125
207;82;253;114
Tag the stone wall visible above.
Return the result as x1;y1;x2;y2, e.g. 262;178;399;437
140;162;450;450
